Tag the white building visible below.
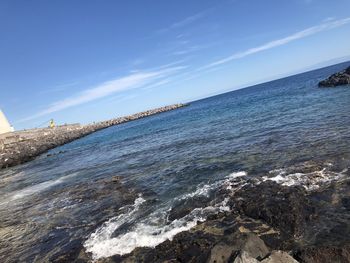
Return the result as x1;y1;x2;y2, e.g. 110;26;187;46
0;110;14;134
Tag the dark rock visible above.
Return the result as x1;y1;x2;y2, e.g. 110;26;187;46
346;66;350;75
232;181;316;241
208;232;270;262
95;176;350;262
342;197;350;210
168;196;212;221
293;244;350;263
110;224;272;263
318;67;350;87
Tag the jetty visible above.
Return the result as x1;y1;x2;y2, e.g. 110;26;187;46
0;103;187;169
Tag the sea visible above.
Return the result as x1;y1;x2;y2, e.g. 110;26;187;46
0;62;350;262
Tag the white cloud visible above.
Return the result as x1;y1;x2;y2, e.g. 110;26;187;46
171;12;204;29
141;78;172;91
39;81;79;94
19;66;185;122
157;11;206;34
200;17;350;70
323;17;336;22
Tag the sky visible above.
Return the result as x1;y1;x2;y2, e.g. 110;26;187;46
1;0;350;129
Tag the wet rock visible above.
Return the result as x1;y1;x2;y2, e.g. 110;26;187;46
293;244;350;263
0;173;138;262
232;181;316;241
318;67;350;87
111;176;123;183
111;224;271;263
168;196;212;221
71;163;350;262
341;197;350;210
261;251;298;263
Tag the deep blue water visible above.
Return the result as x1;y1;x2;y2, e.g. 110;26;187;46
1;62;350;261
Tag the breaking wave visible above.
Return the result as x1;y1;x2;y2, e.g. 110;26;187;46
262;166;348;191
84;172;246;260
84;166;348;260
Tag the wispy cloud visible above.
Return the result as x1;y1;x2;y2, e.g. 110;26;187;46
39;81;79;94
171;12;204;28
323;17;336;22
173;47;199;56
19;66;185;122
172;44;211;56
157;11;206;34
141;78;173;91
200;17;350;70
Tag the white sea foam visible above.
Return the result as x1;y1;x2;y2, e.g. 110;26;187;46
84;166;349;260
227;171;247;179
85;214;200;259
177;171;247;200
262;168;347;191
84;172;247;260
84;195;147;259
84;200;231;260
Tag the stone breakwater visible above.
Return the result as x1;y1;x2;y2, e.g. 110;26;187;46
0;103;187;169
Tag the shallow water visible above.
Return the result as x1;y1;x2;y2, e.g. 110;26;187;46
1;62;350;262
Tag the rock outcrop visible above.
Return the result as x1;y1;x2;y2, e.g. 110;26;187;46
91;165;350;263
0;104;187;169
318;66;350;87
231;181;315;241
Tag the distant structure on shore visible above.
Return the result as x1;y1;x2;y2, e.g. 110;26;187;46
0;110;14;135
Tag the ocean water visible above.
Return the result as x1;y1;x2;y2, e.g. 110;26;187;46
1;62;350;261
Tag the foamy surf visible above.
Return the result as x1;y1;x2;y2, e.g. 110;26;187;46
84;172;246;260
262;167;347;190
84;166;349;260
176;171;247;200
84;199;230;260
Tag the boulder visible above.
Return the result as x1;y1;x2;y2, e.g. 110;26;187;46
233;251;259;263
208;244;237;263
208;232;270;263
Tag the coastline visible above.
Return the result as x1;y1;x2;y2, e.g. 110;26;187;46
90;161;350;263
0;103;187;169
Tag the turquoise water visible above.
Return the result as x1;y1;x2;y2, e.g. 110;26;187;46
0;62;350;261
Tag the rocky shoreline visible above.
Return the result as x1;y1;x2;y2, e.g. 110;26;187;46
318;66;350;87
77;161;350;263
0;103;187;169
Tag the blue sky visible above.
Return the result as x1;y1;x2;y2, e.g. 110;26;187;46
1;0;350;129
